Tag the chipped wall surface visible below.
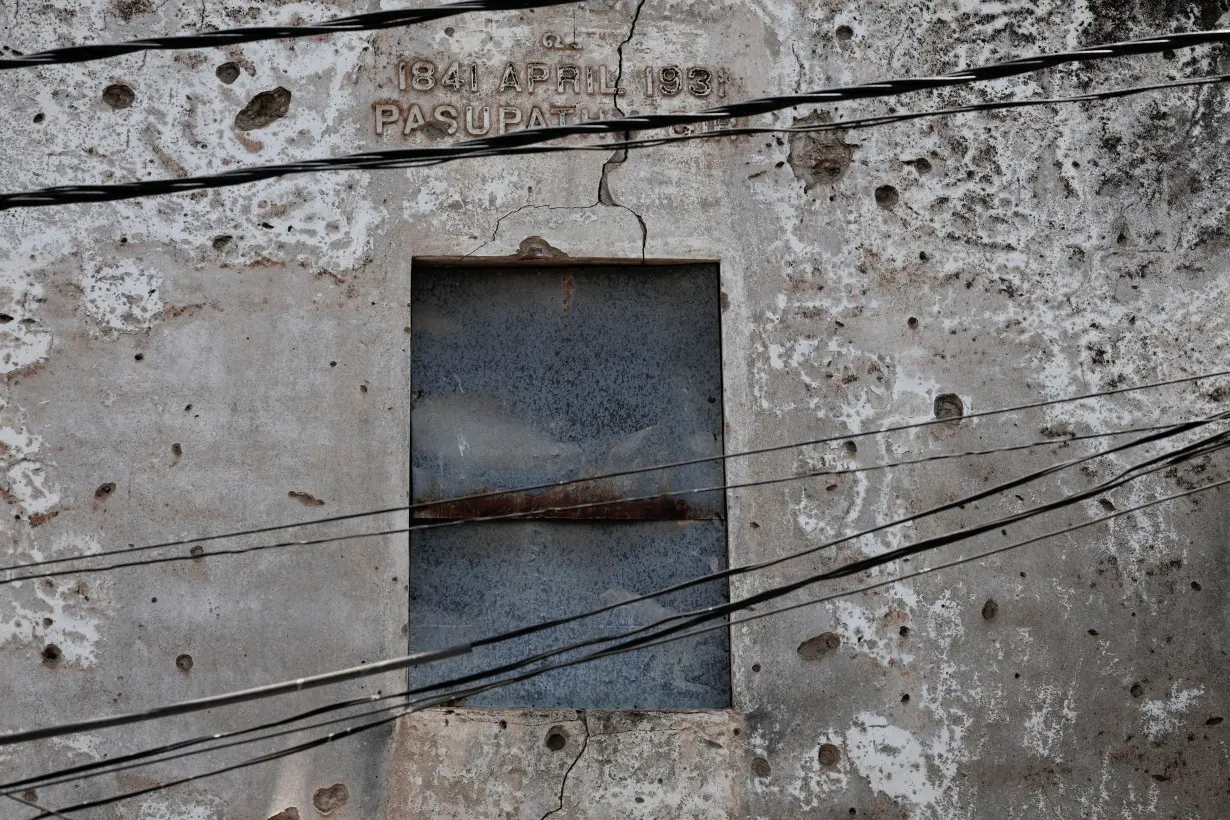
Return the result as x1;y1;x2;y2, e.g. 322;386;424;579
1;0;1229;818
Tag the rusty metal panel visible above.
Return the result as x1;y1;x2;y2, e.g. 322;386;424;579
406;520;730;708
408;262;729;708
410;263;725;519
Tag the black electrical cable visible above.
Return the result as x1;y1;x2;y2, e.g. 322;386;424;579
0;644;469;750
3;415;1220;748
1;28;1227;210
383;425;1230;712
0;418;1206;794
447;72;1230;165
0;419;1214;797
0;0;584;70
0;692;408;794
5;366;1227;582
24;445;1230;819
3;793;72;820
588;427;1230;660
0;418;1192;587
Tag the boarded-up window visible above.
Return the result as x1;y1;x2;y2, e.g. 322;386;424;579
408;261;729;708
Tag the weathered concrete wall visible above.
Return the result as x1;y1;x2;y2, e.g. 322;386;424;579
2;0;1229;818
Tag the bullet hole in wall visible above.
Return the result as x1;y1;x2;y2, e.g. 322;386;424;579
234;87;292;131
102;83;136;109
752;663;761;673
835;25;854;40
190;545;205;558
842;441;857;457
797;632;841;661
212;234;233;250
1191;581;1202;591
42;644;62;665
289;491;325;507
899;625;909;637
1207;716;1224;726
33;112;45;124
1098;498;1116;512
787;112;856;189
874;185;899;209
312;784;350;816
215;62;240;84
134;353;144;361
818;743;841;766
914;157;932;173
752;757;772;777
175;653;193;672
901;693;910;703
95;482;116;499
934;393;964;420
172;443;183;458
907;317;919;329
1131;682;1144;698
545;727;568;751
0;313;12;323
981;599;998;620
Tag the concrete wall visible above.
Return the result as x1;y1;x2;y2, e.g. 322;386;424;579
1;0;1228;818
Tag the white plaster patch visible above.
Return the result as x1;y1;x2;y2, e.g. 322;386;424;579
1140;684;1203;742
0;274;52;376
1023;682;1078;757
50;732;105;760
845;714;941;807
831;599;915;666
779;732;850;810
790;488;829;536
79;260;164;333
0;397;60;518
132;791;226;820
0;576;106;667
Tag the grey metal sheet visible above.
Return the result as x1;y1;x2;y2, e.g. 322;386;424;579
410;264;725;517
408;263;730;707
406;520;731;708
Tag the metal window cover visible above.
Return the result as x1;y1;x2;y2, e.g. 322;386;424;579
407;262;730;708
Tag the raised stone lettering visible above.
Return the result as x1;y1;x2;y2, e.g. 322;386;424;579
527;63;550;93
499;63;523;93
403;103;427;134
557;65;580;94
465;105;491;135
528;106;550;128
498;106;523;134
374;46;742;138
433;104;459;135
374;104;400;135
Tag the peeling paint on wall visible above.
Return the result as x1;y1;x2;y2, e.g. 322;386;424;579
80;260;165;333
0;398;59;518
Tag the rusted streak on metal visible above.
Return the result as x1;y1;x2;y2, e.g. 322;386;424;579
412;484;714;521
